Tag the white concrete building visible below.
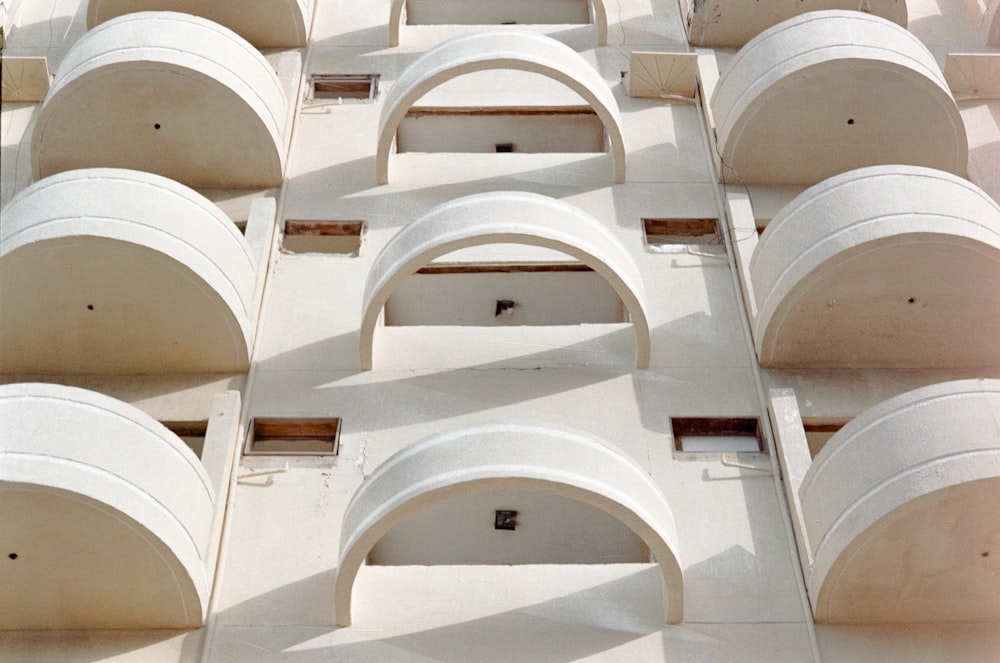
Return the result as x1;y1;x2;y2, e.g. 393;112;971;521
1;0;998;660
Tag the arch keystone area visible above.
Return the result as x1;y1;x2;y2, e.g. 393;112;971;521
359;191;650;369
334;424;684;626
0;168;257;373
376;31;625;184
712;11;966;185
31;12;286;189
751;165;1000;368
388;0;608;46
0;383;215;629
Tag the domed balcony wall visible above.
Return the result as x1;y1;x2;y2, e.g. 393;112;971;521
0;383;242;629
798;379;1000;623
711;12;966;185
376;30;625;184
388;0;608;46
31;12;286;189
0;168;266;374
359;191;651;369
334;424;684;626
685;0;905;48
87;0;311;48
751;166;1000;368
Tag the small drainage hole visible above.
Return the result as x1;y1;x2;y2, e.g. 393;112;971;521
86;304;94;310
907;297;915;304
8;553;17;560
847;118;855;125
154;123;161;130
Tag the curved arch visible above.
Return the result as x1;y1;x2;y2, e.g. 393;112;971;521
0;168;256;373
799;379;1000;622
87;0;309;47
0;382;213;628
376;31;625;184
359;191;650;369
712;11;966;185
388;0;608;46
751;165;1000;368
335;424;683;626
32;12;285;188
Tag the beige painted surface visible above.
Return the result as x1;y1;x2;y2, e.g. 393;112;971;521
712;12;967;185
2;0;998;659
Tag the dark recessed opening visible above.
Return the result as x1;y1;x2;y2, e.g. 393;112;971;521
245;417;341;456
8;553;18;560
495;299;516;316
847;118;855;125
154;123;161;129
86;304;94;310
643;218;722;246
283;220;364;255
162;420;209;459
671;417;765;454
311;74;379;101
494;510;518;531
495;143;514;153
908;297;916;303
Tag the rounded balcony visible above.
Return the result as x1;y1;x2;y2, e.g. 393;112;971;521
687;0;905;47
0;382;215;629
712;11;966;185
87;0;310;47
335;424;684;626
31;12;286;189
0;168;257;373
751;166;1000;368
800;379;1000;623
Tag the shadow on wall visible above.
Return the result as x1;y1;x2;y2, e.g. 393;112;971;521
208;566;663;662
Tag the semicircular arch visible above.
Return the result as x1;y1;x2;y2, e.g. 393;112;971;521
376;31;624;184
334;424;683;626
359;191;650;369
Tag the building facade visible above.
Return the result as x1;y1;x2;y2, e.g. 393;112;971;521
1;0;999;660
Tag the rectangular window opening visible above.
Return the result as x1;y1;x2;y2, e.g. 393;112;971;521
643;218;721;246
671;417;765;455
309;74;379;102
283;220;363;255
162;420;209;459
245;418;341;456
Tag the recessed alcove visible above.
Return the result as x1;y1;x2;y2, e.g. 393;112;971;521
396;106;603;153
360;192;650;369
376;31;625;184
335;424;684;626
390;0;607;45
